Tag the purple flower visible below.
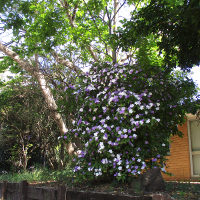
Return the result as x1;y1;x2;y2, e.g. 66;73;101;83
95;98;100;103
77;119;82;125
119;110;125;114
107;126;111;131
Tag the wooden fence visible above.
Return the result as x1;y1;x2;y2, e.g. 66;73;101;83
0;181;152;200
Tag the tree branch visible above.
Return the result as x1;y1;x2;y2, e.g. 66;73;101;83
111;0;126;22
51;51;84;74
59;0;99;62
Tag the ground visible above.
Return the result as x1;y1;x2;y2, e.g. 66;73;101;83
30;180;200;200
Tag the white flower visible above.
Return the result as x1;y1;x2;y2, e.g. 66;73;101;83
118;130;122;135
79;108;83;112
119;91;126;96
85;142;89;147
103;124;108;128
126;165;129;169
137;159;141;162
108;149;113;154
135;114;140;119
106;116;110;120
124;134;128;138
77;150;82;155
146;119;150;123
140;105;144;110
118;166;122;170
156;118;160;122
99;142;105;150
119;69;123;73
94;132;98;137
103;135;108;140
83;79;87;83
88;167;93;171
162;143;166;147
87;85;95;91
129;109;133;114
123;129;127;133
100;119;106;124
101;158;108;164
118;173;121;176
100;129;105;133
135;101;139;105
133;134;137;139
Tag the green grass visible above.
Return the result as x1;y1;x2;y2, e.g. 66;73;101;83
0;167;73;183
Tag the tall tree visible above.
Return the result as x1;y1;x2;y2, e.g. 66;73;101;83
0;0;131;154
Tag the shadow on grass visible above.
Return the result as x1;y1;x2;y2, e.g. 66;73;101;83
166;181;200;200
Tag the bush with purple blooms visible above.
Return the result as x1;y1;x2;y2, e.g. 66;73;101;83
65;62;196;181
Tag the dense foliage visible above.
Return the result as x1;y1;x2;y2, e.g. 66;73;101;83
0;77;68;171
118;0;200;70
63;62;197;181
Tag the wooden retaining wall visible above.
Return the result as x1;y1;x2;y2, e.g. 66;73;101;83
0;181;152;200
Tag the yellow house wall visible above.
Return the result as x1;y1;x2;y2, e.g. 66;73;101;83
163;121;191;180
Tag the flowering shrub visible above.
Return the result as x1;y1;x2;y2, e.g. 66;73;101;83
66;62;196;181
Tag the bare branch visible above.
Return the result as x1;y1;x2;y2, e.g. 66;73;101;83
111;0;126;22
51;51;84;74
106;6;112;35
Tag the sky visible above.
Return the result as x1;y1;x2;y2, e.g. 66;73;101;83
190;66;200;89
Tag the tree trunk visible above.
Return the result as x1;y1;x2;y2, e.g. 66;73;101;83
0;42;74;154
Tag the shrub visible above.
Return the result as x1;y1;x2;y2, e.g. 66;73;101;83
65;62;196;181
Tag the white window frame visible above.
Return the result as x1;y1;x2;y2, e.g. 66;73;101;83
187;114;200;177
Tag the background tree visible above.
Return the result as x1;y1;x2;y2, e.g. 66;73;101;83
117;0;200;70
0;76;70;171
